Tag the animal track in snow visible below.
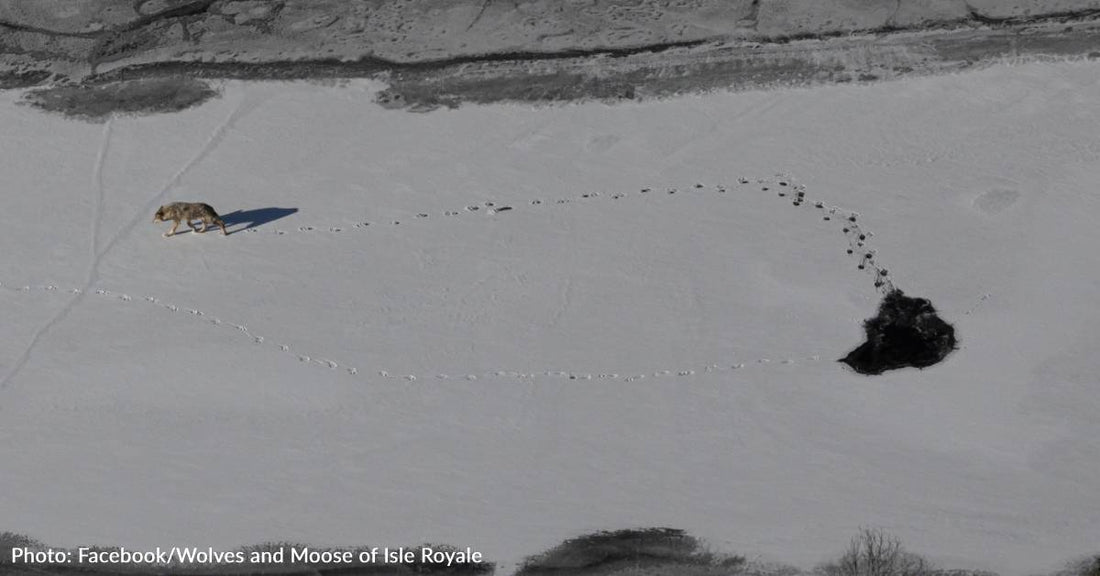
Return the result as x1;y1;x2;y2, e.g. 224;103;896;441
227;174;891;293
2;283;362;379
2;174;903;383
963;292;992;316
7;280;829;383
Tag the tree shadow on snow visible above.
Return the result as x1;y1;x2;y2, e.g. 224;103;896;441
220;207;298;235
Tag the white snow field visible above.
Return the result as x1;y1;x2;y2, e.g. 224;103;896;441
1;60;1099;574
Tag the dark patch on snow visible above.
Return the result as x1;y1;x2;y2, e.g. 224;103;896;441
516;528;745;576
841;289;957;375
22;76;217;121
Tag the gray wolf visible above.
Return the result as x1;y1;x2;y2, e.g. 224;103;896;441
153;202;228;237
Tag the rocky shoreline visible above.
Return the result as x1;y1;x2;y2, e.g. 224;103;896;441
4;1;1100;114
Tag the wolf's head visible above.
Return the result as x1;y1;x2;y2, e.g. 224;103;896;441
153;206;166;223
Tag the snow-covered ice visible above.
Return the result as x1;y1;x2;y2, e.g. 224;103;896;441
1;60;1099;574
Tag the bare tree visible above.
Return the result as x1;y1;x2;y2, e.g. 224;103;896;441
820;528;932;576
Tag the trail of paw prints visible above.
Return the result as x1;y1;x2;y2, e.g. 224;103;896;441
0;282;69;295
962;292;992;316
750;173;895;295
241;176;895;294
234;183;648;239
427;354;826;384
82;288;364;378
272;201;519;235
2;279;830;383
4;174;891;382
277;183;679;234
241;181;684;238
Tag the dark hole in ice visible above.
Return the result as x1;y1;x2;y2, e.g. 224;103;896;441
840;289;957;375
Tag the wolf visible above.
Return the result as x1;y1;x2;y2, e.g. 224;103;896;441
153;202;228;237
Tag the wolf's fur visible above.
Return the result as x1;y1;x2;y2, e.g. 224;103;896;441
153;202;227;237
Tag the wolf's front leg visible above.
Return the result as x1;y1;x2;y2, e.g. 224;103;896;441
165;220;180;237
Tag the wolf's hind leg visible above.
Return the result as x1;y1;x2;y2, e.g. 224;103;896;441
198;219;209;233
187;219;199;233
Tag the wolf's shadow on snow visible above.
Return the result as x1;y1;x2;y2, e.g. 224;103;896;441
220;207;298;235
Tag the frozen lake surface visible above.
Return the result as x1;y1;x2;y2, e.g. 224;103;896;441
1;60;1099;574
